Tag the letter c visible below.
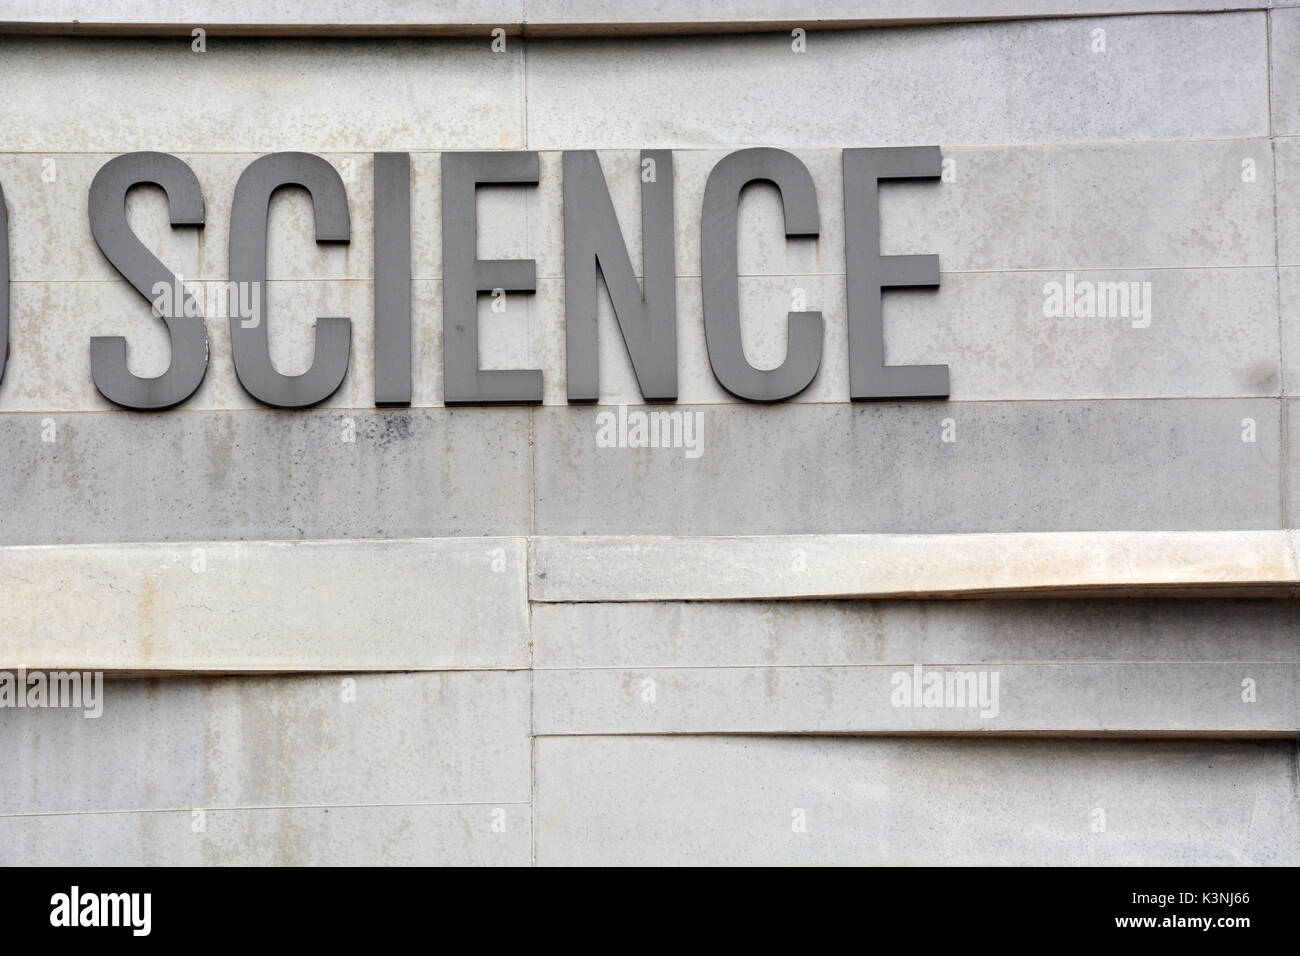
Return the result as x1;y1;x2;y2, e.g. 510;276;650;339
228;152;351;408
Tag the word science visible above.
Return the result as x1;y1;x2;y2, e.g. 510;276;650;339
0;146;951;410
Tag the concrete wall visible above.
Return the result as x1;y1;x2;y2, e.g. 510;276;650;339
0;4;1297;864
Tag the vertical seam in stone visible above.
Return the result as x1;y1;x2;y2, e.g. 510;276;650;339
523;21;539;863
1266;13;1290;540
525;17;538;844
528;537;538;867
1268;6;1300;779
512;26;522;151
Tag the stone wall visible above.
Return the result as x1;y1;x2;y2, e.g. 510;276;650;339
0;2;1297;865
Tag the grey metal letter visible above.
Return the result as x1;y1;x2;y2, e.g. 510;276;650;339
441;151;542;405
229;152;351;408
700;148;822;402
843;146;948;399
87;152;207;410
563;149;676;402
374;152;412;406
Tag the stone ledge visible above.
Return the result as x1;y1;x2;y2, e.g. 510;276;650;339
530;530;1300;601
0;537;530;671
0;530;1295;674
0;2;1268;38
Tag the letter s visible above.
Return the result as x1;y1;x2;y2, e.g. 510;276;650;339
88;152;208;409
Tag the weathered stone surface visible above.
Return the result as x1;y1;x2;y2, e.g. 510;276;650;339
3;401;1275;545
0;538;528;671
1280;267;1300;396
534;736;1300;864
0;672;531;814
0;803;531;866
1272;6;1300;136
526;16;1267;147
0;37;524;152
1279;138;1300;268
533;662;1297;735
530;531;1297;601
531;401;1282;536
531;598;1299;668
0;408;532;544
